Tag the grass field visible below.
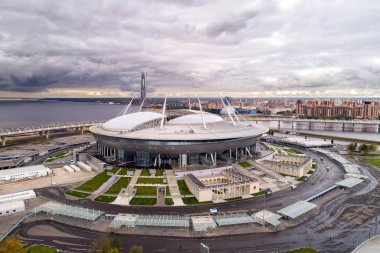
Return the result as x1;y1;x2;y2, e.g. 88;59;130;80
177;180;192;195
140;169;151;176
108;167;119;174
28;245;57;253
165;186;171;196
252;190;265;196
363;158;380;168
239;161;252;168
104;177;131;195
95;195;117;203
155;169;165;176
65;190;91;198
117;168;135;175
165;198;174;205
134;186;157;196
225;196;242;201
74;171;110;192
130;197;157;205
283;147;304;155
351;153;380;157
182;197;212;205
44;151;71;163
137;177;166;184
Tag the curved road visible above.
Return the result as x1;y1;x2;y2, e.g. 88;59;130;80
12;149;380;252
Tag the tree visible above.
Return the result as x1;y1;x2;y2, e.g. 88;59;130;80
0;235;27;253
369;143;378;153
358;143;369;155
267;129;274;136
112;235;120;251
129;245;143;253
347;142;356;153
107;249;120;253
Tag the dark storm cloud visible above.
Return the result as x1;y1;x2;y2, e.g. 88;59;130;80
0;0;380;96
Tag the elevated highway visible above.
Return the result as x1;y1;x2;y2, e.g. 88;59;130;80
0;121;103;146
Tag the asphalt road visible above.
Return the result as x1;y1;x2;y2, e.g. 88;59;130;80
12;148;380;252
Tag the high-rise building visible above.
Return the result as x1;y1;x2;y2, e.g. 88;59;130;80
141;72;146;100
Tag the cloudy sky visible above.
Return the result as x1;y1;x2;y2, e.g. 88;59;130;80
0;0;380;98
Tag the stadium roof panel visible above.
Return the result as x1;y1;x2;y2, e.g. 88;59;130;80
167;114;224;125
102;111;162;131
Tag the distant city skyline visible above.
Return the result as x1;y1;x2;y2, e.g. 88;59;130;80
0;0;380;98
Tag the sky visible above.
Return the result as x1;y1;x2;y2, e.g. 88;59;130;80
0;0;380;98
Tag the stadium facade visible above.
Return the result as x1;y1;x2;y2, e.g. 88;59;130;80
90;99;268;167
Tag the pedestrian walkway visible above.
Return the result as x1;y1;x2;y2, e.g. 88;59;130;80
113;169;141;205
166;170;184;206
92;173;119;200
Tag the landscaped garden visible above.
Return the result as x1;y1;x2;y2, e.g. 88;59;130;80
155;169;165;176
363;158;380;169
283;248;319;253
239;161;252;168
28;245;57;253
44;151;71;163
182;197;212;205
140;169;151;176
134;186;157;196
137;177;166;184
95;195;117;203
177;180;192;195
65;190;91;198
74;171;111;192
165;186;171;196
104;177;131;195
117;168;135;175
130;197;157;205
165;198;174;205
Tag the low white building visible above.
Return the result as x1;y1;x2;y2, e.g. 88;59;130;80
0;190;36;204
0;200;25;216
0;165;52;183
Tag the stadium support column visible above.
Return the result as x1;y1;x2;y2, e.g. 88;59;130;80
229;149;232;159
46;131;50;139
1;136;5;146
278;120;280;129
309;122;312;130
378;124;380;133
180;154;187;167
291;121;294;130
324;122;327;130
342;123;345;132
80;127;84;134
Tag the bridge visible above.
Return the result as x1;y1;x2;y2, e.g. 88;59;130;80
0;121;103;146
244;117;380;133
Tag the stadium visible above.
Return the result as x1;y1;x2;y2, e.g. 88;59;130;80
89;99;268;168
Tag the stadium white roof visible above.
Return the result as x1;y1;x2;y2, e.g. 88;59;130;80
102;112;162;131
0;165;50;177
0;190;36;204
336;177;364;188
277;201;317;219
168;114;224;125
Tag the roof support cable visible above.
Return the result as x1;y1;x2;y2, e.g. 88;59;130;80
198;97;208;129
225;99;241;124
220;98;236;126
160;97;167;130
139;97;145;112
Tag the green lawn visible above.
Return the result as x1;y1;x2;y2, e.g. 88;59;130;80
108;167;119;174
182;197;212;205
350;153;380;157
104;177;131;195
65;190;91;198
283;248;319;253
252;190;265;196
28;245;57;253
165;186;171;196
312;163;317;169
297;176;308;181
117;168;135;175
44;151;71;163
140;169;151;176
165;198;174;205
307;169;314;174
130;197;157;205
74;171;111;192
363;158;380;168
137;177;166;184
155;169;165;176
283;147;304;155
239;161;252;168
177;180;192;195
134;186;157;196
225;196;242;201
95;195;117;203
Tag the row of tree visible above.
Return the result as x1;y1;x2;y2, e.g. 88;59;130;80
347;142;378;154
0;234;143;253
